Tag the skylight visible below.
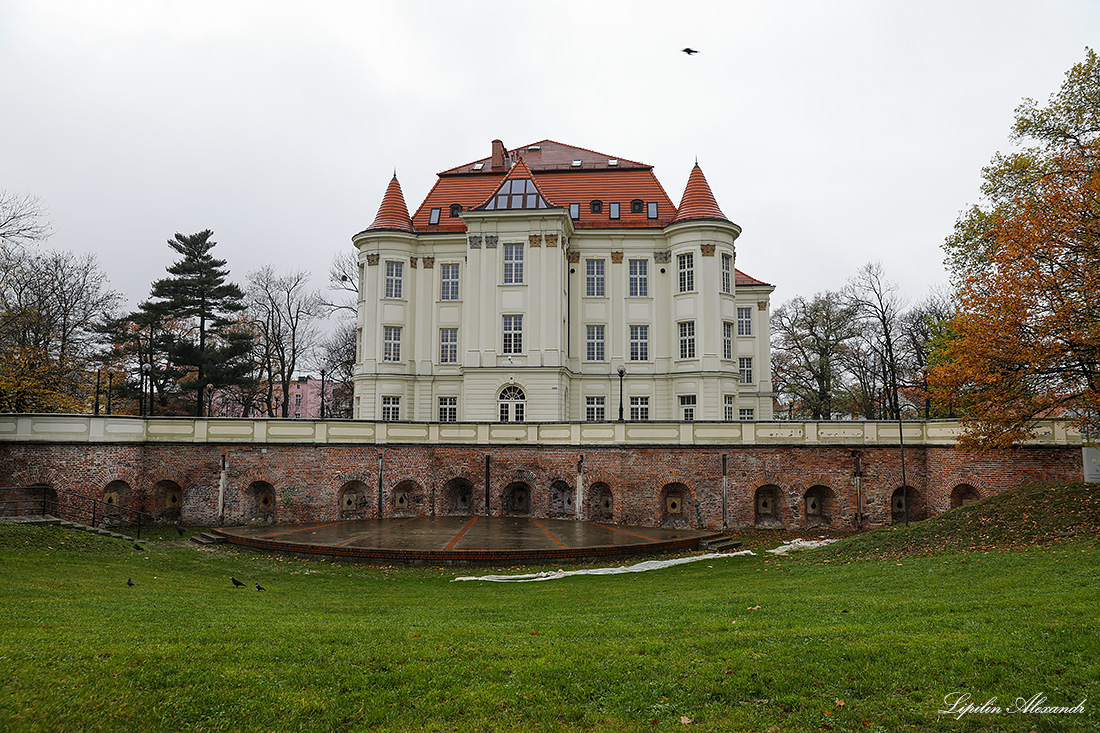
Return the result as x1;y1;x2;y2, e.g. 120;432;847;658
571;160;582;167
608;159;618;166
473;162;485;170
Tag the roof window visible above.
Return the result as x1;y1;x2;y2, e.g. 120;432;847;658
527;145;541;152
647;202;658;219
483;178;550;211
609;202;620;220
608;159;618;166
429;208;441;225
571;160;582;167
569;203;580;220
473;162;485;170
590;200;603;215
449;204;462;218
631;199;644;214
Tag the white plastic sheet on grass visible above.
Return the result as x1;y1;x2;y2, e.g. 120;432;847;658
452;550;756;582
765;538;840;554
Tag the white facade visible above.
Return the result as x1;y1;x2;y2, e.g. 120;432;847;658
352;141;774;423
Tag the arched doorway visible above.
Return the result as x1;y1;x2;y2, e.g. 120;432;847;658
442;478;476;515
804;485;835;528
588;482;613;522
498;386;526;423
549;480;574;517
891;486;926;524
754;485;783;528
950;484;980;509
245;481;276;524
502;481;532;515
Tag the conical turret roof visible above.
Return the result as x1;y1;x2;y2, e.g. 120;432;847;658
367;175;414;232
672;163;729;224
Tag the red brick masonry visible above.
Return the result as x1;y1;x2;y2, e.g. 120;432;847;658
0;441;1082;531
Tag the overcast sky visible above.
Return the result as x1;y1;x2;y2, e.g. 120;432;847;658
3;1;1097;313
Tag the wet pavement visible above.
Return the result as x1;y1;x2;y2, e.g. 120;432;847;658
215;516;719;564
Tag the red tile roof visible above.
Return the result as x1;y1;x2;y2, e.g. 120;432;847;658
735;269;771;287
672;163;729;224
367;175;414;233
441;139;650;175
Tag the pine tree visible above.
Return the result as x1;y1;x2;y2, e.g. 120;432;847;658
144;230;253;416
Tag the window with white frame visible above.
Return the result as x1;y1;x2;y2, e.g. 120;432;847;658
498;385;525;422
739;408;755;421
737;307;753;336
440;328;458;363
721;253;732;294
680;395;696;421
628;259;648;297
609;202;620;220
724;394;735;421
629;325;649;361
679;321;695;359
585;259;605;297
723;322;733;360
630;396;649;421
739;357;753;384
502;315;522;354
585;396;605;421
503;243;523;284
586;325;605;362
440;263;460;300
381;396;400;421
384;261;403;298
678;253;694;293
438;396;457;423
383;326;401;362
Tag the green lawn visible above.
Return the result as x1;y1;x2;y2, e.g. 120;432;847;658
1;504;1097;732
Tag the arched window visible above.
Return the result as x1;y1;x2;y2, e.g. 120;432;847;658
498;385;526;423
449;204;462;218
590;200;603;214
630;199;644;214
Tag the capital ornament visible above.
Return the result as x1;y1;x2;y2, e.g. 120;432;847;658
366;253;379;266
468;235;482;249
529;234;543;247
610;251;624;264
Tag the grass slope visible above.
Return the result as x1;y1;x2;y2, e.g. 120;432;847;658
0;486;1097;732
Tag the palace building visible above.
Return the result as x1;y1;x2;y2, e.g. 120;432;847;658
352;140;775;423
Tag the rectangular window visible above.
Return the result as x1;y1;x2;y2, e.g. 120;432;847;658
503;243;523;284
739;357;753;384
383;326;401;362
628;259;648;297
737;307;753;336
440;328;458;363
429;207;441;225
295;394;301;406
724;395;735;422
586;325;605;362
569;203;580;220
679;321;695;359
678;252;694;292
609;202;620;219
647;202;658;219
384;261;403;298
723;322;733;360
630;396;649;421
680;395;696;421
629;325;649;361
721;253;732;294
440;263;460;300
502;315;522;354
438;396;457;423
585;396;606;422
739;408;755;421
381;396;400;421
585;259;605;297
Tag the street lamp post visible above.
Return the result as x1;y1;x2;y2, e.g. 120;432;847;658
140;363;151;417
320;368;327;420
617;366;625;422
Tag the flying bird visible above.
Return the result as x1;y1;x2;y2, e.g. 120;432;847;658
256;583;266;591
231;577;245;588
126;578;134;587
682;47;699;55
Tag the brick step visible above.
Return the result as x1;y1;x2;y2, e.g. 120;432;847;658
191;532;227;545
700;536;743;552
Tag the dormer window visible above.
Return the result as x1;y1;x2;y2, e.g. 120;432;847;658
590;200;603;215
631;199;644;214
449;204;462;218
569;203;580;220
609;202;620;220
429;208;441;225
482;178;550;210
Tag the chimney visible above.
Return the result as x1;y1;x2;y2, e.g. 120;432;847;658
491;139;506;170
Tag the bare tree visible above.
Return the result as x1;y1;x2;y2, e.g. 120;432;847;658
322;250;360;316
0;191;52;250
899;286;954;418
312;315;356;419
246;266;324;417
847;262;908;420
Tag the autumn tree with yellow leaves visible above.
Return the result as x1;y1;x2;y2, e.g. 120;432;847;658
930;49;1100;448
